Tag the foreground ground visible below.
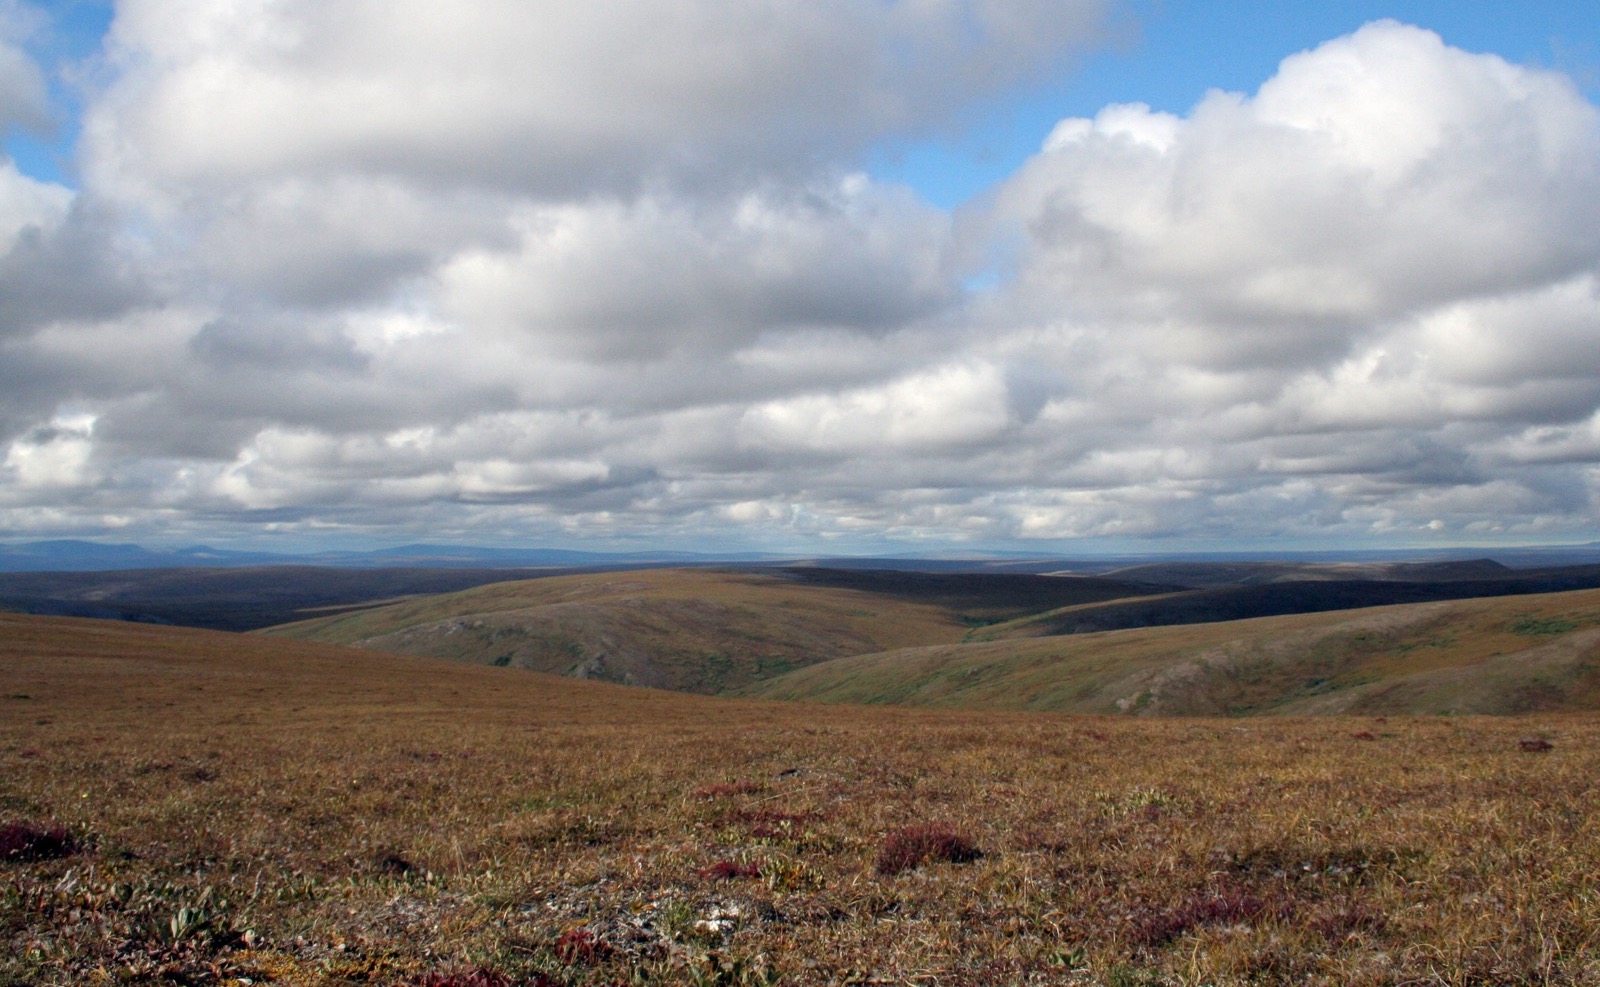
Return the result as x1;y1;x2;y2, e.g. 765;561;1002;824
3;612;1599;986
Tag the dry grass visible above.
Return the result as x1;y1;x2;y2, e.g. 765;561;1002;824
5;612;1600;985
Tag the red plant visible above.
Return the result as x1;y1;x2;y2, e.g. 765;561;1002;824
1132;889;1286;946
697;859;761;881
555;926;613;965
875;824;981;876
0;821;77;862
1350;731;1377;741
1519;737;1554;752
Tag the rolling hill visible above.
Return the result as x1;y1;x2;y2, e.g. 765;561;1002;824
742;586;1600;716
262;566;1169;693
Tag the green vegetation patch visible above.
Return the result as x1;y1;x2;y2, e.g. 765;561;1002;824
1511;615;1580;637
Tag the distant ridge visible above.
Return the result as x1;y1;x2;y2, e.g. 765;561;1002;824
0;539;783;573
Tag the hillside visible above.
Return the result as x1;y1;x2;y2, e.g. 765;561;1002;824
969;564;1600;639
743;586;1600;716
6;611;1600;986
262;566;1167;693
0;565;542;631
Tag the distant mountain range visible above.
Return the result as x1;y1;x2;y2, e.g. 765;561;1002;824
0;539;782;572
2;537;1600;573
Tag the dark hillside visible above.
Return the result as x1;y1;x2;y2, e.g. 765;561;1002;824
999;565;1600;637
0;566;537;631
1094;558;1514;588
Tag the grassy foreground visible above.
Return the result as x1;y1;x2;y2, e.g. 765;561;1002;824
4;612;1600;985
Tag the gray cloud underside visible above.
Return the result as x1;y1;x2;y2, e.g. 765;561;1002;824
2;7;1599;550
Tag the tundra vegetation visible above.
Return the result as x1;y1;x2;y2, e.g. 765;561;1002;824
4;610;1600;985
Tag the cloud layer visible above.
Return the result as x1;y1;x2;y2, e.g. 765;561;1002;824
2;7;1598;551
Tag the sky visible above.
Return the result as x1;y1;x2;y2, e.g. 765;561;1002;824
2;1;1599;555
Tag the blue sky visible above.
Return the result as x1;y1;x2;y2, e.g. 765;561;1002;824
4;0;110;184
3;1;1600;553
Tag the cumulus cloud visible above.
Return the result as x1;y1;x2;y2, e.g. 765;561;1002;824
85;0;1109;201
2;411;98;491
436;181;953;358
4;11;1600;550
995;22;1600;359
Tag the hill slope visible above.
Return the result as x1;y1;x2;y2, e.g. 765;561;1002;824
262;567;966;692
967;565;1600;640
743;587;1600;716
263;566;1168;693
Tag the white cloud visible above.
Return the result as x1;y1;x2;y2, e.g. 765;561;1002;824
0;157;71;251
741;362;1011;455
435;181;953;357
2;412;98;490
996;22;1600;356
86;0;1109;202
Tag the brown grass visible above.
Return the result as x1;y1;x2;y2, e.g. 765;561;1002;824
5;612;1600;985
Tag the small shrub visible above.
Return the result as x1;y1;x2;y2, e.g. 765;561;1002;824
875;824;981;876
555;926;613;965
1519;737;1555;752
375;851;416;875
1132;889;1282;946
697;859;761;881
1350;730;1377;741
0;821;77;862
